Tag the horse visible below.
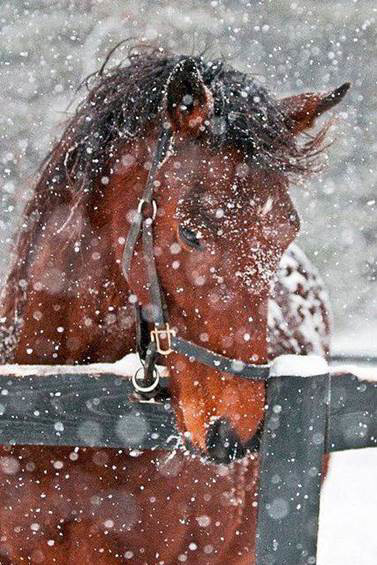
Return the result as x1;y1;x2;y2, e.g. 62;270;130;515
0;48;348;564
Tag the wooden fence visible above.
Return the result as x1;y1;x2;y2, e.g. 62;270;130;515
0;355;375;564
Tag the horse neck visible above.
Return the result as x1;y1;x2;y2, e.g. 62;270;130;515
0;186;136;365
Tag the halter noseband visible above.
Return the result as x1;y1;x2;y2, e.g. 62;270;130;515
122;127;271;395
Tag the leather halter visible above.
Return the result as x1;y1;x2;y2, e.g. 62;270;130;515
122;127;271;394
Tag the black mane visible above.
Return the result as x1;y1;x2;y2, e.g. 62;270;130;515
43;46;326;193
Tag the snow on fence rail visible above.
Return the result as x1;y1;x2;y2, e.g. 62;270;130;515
0;354;375;564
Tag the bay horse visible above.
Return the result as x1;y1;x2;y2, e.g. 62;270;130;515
0;48;348;564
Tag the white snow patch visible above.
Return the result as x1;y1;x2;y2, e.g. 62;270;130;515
0;353;168;378
318;449;377;564
270;354;329;377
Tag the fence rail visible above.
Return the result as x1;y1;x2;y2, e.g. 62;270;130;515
0;360;374;453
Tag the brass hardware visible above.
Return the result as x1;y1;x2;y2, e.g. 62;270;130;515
150;324;176;355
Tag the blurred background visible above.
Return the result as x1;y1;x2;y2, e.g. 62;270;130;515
0;0;376;352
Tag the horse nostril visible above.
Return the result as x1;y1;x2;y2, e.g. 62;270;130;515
206;418;246;464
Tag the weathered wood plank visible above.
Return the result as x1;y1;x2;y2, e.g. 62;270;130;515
0;366;375;454
328;373;377;452
0;372;177;450
256;373;329;565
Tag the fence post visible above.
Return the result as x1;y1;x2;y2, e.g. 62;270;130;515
255;355;330;565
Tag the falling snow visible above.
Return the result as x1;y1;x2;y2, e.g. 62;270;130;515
0;2;376;565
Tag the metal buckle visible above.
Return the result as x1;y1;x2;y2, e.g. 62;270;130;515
137;198;157;221
150;324;176;356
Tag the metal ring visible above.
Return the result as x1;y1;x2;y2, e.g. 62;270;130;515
137;199;157;221
131;367;160;393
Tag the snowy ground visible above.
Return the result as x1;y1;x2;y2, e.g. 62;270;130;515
318;449;377;565
319;332;377;564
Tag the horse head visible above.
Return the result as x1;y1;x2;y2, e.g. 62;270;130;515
6;50;348;463
103;55;349;462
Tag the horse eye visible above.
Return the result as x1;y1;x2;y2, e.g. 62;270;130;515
179;225;204;251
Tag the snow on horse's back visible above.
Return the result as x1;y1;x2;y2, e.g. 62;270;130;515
269;243;331;360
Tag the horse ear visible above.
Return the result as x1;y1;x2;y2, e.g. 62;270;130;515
279;82;350;135
165;58;214;135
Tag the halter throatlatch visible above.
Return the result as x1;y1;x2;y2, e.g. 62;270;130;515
122;126;270;396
